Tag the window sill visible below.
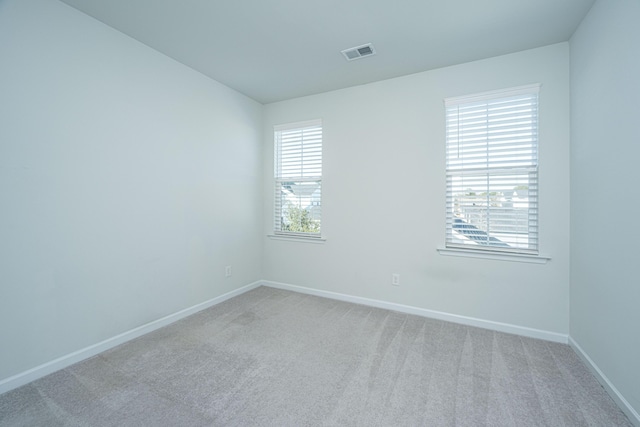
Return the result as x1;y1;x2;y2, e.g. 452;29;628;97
437;247;550;264
268;234;326;244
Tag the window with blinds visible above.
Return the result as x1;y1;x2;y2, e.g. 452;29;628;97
274;119;322;237
445;85;539;254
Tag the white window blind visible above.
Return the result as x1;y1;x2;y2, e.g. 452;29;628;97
445;85;540;254
274;120;322;237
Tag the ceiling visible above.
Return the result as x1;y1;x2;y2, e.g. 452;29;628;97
59;0;595;104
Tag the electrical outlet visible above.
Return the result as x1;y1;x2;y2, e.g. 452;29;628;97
225;265;232;278
392;273;400;286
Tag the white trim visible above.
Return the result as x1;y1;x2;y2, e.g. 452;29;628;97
267;234;326;244
273;118;321;132
444;83;541;106
569;337;640;426
437;247;550;264
261;280;567;343
0;281;262;395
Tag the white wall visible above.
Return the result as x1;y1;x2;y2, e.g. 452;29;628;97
263;43;571;336
0;0;263;381
570;0;640;419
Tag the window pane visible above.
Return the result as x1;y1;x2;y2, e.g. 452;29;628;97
274;120;322;236
446;172;537;251
275;180;321;234
444;85;539;254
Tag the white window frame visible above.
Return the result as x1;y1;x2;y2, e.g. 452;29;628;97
439;84;549;263
271;119;323;241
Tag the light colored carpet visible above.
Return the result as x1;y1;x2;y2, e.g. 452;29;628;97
0;286;632;426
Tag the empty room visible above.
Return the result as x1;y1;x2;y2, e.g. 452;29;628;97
1;0;639;425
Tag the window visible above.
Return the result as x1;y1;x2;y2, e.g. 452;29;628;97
274;119;322;238
445;85;539;255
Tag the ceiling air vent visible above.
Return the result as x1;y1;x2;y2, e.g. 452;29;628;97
341;43;376;61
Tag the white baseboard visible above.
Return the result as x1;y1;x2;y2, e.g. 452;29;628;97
5;279;636;426
261;280;568;344
0;281;262;395
569;337;640;426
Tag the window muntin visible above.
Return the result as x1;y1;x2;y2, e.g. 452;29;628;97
445;85;539;254
274;120;322;237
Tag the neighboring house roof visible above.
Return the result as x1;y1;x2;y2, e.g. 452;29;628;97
453;218;510;247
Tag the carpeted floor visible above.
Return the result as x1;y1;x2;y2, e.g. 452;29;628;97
0;286;633;426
